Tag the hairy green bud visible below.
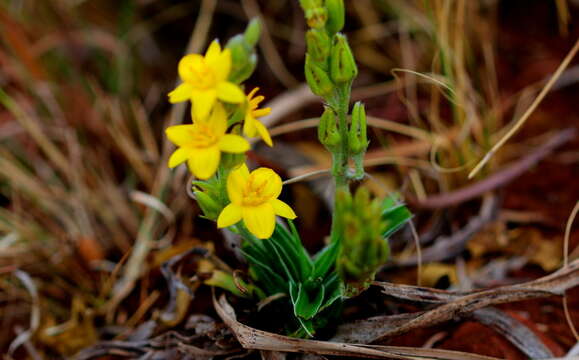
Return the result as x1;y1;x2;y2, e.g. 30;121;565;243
306;29;331;64
195;190;222;220
335;187;390;296
244;18;261;47
325;0;345;35
329;34;358;83
305;54;334;97
226;19;260;84
318;106;340;150
348;101;368;154
299;0;327;28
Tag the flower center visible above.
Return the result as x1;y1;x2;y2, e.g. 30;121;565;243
187;60;216;89
241;176;270;207
187;124;219;148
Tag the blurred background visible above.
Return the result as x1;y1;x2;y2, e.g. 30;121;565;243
1;0;578;358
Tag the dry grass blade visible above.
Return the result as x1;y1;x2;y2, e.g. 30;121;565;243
8;270;40;356
409;128;575;209
563;201;579;341
214;294;500;360
468;38;579;179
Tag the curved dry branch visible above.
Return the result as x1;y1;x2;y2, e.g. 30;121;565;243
214;294;500;360
371;258;579;341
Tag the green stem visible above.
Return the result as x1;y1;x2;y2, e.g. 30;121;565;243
329;84;351;244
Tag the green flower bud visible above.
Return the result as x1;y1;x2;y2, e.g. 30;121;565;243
244;18;261;47
226;28;259;84
226;35;250;81
195;190;222;220
348;101;368;154
325;0;345;35
299;0;327;28
318;106;340;150
335;187;390;297
329;34;358;83
306;29;331;64
230;53;257;85
305;54;334;97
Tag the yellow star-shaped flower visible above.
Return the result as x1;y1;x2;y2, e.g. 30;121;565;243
217;164;297;239
243;87;273;146
166;104;249;180
168;40;245;119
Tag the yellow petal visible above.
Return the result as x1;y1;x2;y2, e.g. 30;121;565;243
219;134;250;153
253;119;273;147
165;124;195;146
227;164;250;204
204;40;221;64
247;87;259;99
216;81;245;103
168;147;192;168
250;95;265;107
207;102;228;135
243;114;257;137
211;48;231;82
243;202;276;239
251;168;282;200
252;107;271;118
168;83;193;103
217;203;243;228
191;89;217;120
271;199;297;219
178;54;204;83
187;146;220;180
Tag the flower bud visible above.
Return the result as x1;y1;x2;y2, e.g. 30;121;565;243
299;0;327;28
194;190;222;220
325;0;345;35
306;29;331;64
244;18;261;47
318;106;340;150
335;187;390;296
329;34;358;83
226;26;259;84
348;101;368;154
305;54;334;97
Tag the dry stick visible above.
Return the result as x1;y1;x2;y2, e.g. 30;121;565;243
214;294;500;360
563;201;579;341
468;37;579;179
371;258;579;342
109;0;217;311
408;128;576;209
472;307;553;359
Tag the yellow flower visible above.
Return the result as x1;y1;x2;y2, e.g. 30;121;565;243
243;87;273;146
217;164;297;239
166;103;249;180
168;40;245;119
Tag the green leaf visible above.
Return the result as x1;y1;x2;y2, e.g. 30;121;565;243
318;272;343;312
312;241;339;279
290;282;326;320
242;249;287;293
264;237;300;283
273;224;313;280
381;198;412;238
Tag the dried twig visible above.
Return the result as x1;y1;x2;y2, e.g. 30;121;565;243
371;258;579;341
214;294;500;360
472;307;553;359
